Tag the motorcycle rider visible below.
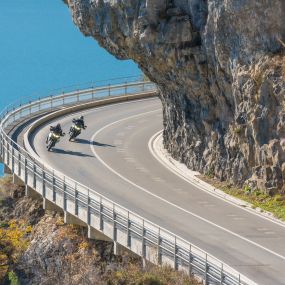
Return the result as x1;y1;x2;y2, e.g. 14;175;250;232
72;115;86;130
69;115;86;136
46;123;64;145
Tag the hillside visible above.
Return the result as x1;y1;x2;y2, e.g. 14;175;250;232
0;177;199;285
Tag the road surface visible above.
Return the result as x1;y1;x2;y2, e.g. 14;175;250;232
28;97;285;285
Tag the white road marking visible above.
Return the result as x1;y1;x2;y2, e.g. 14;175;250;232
174;188;186;194
256;228;276;235
197;201;216;207
126;125;135;130
198;201;210;205
257;228;269;232
264;232;276;235
149;130;285;230
152;177;164;182
114;140;123;145
233;217;245;221
90;110;285;262
116;132;125;137
124;157;135;163
135;166;149;173
116;149;127;153
227;214;238;217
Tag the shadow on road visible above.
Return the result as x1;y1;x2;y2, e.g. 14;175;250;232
52;148;94;157
75;138;115;148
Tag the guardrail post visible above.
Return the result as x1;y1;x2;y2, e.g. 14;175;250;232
205;253;208;285
11;146;14;173
87;189;91;225
0;135;3;161
18;152;21;177
99;196;103;231
42;168;46;198
189;244;192;276
50;95;53;109
63;176;67;211
0;136;3;161
19;103;22;118
91;86;94;99
157;227;161;265
77;90;80;102
74;183;78;216
125;82;127;94
7;142;10;166
174;236;177;270
238;274;241;285
62;92;65;105
108;84;111;96
2;138;5;164
127;211;131;248
220;263;224;285
142;82;145;91
113;204;116;241
52;171;56;202
24;157;27;184
142;220;145;259
33;162;36;189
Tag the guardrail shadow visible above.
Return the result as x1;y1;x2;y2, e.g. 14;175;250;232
75;138;115;148
52;148;94;157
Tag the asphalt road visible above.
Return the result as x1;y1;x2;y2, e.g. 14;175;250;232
30;98;285;285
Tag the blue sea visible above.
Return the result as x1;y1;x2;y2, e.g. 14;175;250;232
0;0;140;175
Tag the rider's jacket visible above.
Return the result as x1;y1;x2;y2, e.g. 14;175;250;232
50;125;64;136
72;118;85;129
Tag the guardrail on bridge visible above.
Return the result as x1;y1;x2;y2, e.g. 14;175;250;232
0;79;255;285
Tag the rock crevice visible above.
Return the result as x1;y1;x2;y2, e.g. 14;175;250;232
66;0;285;194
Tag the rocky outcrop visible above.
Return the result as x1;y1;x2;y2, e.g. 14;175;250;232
65;0;285;194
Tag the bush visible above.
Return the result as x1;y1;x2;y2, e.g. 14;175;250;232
8;271;19;285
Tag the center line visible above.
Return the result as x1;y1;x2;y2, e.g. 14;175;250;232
90;109;285;262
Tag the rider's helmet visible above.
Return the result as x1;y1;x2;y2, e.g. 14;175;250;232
56;123;61;129
80;115;84;120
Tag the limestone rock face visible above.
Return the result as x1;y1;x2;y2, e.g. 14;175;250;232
65;0;285;194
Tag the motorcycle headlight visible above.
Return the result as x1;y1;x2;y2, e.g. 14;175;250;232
74;125;81;130
53;134;60;139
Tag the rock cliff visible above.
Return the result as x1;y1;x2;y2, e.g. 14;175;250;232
65;0;285;194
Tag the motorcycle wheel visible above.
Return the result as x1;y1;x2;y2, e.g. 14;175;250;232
47;141;55;151
69;133;75;141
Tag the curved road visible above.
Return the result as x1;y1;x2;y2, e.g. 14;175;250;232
29;98;285;285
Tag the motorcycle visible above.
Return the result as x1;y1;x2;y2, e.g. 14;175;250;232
47;132;64;151
69;123;86;141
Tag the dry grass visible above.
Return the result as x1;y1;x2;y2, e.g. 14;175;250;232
105;262;200;285
200;175;285;221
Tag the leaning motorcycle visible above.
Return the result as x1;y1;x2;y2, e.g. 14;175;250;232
47;132;62;151
69;123;86;141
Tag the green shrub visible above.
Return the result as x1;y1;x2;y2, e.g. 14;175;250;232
8;271;19;285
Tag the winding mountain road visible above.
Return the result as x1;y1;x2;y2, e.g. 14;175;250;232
28;97;285;285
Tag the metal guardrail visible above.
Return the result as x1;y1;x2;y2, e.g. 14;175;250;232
0;80;255;285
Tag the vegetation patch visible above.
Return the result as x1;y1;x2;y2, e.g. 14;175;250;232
0;177;199;285
200;176;285;221
106;262;197;285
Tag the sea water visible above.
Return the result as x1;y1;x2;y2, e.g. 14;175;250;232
0;0;140;175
